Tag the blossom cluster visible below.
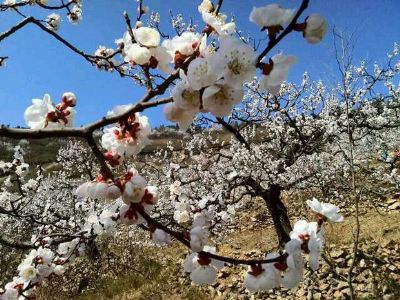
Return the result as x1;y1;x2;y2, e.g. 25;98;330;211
163;1;327;130
118;25;172;73
182;198;343;289
84;1;328;130
76;165;160;229
101;105;151;159
24;93;76;129
1;236;88;300
24;94;151;162
44;0;83;31
2;246;59;300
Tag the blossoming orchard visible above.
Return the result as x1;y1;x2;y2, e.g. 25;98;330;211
1;0;400;299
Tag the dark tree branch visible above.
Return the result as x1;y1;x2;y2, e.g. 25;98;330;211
0;16;34;43
256;0;309;68
216;117;250;150
0;235;33;250
134;203;288;266
0;97;173;139
214;0;224;15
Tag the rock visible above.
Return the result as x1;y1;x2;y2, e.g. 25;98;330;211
331;250;345;258
389;202;400;210
296;289;307;297
212;282;220;289
355;273;368;282
314;292;322;299
333;290;343;298
341;288;351;296
336;258;346;266
337;281;348;290
388;265;396;271
336;267;347;276
249;250;259;255
386;198;397;205
359;292;370;299
319;283;330;291
359;259;366;268
218;270;230;279
347;259;354;266
218;285;226;292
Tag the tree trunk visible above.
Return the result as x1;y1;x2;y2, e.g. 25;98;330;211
262;184;292;246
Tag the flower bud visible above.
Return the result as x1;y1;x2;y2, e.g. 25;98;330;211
62;92;77;107
135;20;143;28
304;14;327;44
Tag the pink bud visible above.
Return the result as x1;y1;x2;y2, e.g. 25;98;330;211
61;92;77;107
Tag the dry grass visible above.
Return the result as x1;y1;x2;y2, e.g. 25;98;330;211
325;211;400;246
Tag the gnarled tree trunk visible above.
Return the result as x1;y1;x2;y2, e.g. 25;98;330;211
261;184;292;246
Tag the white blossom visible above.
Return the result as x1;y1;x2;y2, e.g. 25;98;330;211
244;252;282;292
3;0;16;5
290;220;324;271
68;4;83;24
173;201;191;223
202;84;244;117
24;94;75;129
208;36;257;88
282;239;303;289
172;79;201;111
18;264;37;282
122;174;147;204
198;0;213;14
259;53;296;95
101;112;150;157
190;265;217;285
202;12;236;36
249;4;294;28
162;31;203;57
0;286;18;300
187;57;218;90
164;103;196;130
306;198;344;222
189;225;209;252
149;46;173;73
125;43;152;65
46;13;61;31
15;163;29;176
119;204;142;225
184;246;224;285
133;27;160;47
53;265;65;276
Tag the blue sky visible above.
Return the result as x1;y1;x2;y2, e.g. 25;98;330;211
0;0;399;128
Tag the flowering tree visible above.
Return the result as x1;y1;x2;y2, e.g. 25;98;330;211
0;0;399;298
